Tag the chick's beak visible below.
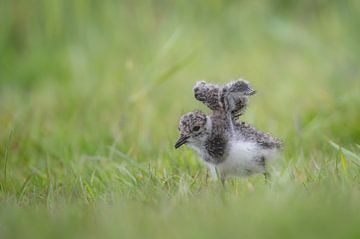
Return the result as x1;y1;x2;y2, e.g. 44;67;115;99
174;135;189;149
246;89;256;96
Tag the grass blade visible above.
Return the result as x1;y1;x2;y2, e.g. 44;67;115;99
339;148;347;172
3;128;13;190
329;140;360;167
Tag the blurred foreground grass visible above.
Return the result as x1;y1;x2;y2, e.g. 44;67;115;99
1;1;360;238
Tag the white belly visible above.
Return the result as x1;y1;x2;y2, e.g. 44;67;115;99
216;141;266;177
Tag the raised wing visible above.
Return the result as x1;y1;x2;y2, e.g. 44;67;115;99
193;79;256;121
193;81;222;111
222;80;256;121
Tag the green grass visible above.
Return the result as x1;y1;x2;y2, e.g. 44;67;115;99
1;0;360;238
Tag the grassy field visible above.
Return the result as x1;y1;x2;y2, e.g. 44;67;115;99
1;1;360;238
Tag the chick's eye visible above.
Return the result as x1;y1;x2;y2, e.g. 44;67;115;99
192;126;200;132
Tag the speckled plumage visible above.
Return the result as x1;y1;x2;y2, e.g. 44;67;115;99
175;110;282;179
175;80;283;180
193;79;256;122
233;122;283;149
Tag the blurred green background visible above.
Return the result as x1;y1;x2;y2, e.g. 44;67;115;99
1;0;360;238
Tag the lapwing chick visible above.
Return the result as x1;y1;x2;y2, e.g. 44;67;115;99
175;80;282;182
